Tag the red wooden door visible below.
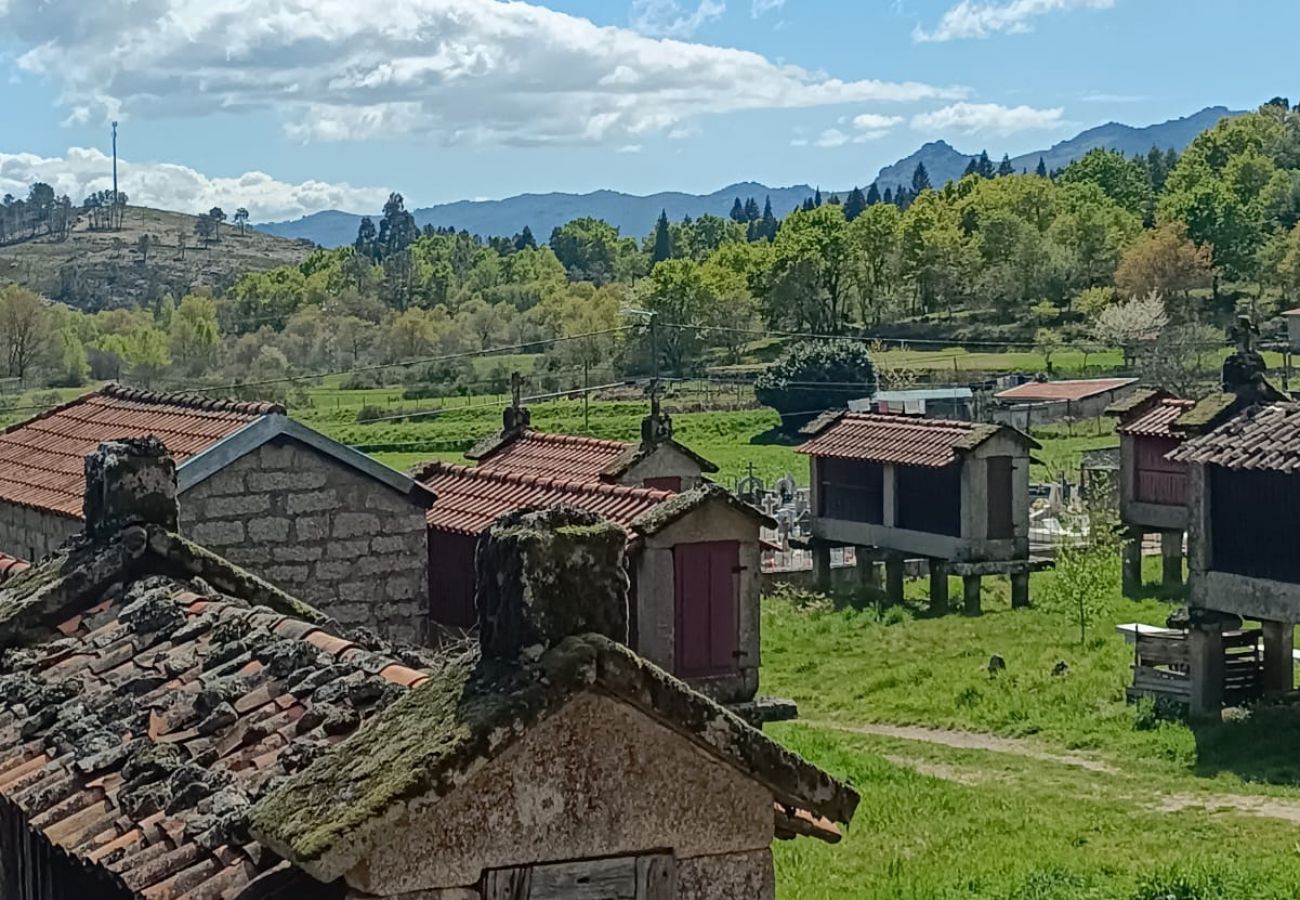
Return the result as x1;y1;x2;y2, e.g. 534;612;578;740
673;542;740;679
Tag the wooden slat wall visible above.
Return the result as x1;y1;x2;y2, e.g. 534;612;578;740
483;854;675;900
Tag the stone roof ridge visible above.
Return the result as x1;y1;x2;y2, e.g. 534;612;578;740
98;382;286;417
633;483;777;535
415;459;675;501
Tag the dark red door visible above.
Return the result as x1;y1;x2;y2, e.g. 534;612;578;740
673;542;740;679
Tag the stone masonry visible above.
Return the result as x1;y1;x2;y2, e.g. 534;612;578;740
177;437;430;644
0;504;79;563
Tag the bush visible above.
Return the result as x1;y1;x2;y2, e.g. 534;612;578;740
355;404;386;423
754;339;876;426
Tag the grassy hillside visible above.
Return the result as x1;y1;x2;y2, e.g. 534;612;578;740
0;206;312;309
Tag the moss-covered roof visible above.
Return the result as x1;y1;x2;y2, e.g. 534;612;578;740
1105;387;1170;419
632;483;777;535
250;633;859;883
1173;392;1240;434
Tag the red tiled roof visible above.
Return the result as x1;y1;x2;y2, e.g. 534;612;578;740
0;385;279;519
0;551;28;584
1116;398;1196;438
476;430;633;482
995;378;1138;403
417;462;673;536
1169;402;1300;472
0;581;424;900
796;413;1009;468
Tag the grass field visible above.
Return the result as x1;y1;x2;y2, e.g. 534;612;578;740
764;564;1300;898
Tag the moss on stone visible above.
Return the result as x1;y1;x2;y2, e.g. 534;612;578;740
1175;393;1238;433
632;484;776;536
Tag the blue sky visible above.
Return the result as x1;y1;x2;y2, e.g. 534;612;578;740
0;0;1292;221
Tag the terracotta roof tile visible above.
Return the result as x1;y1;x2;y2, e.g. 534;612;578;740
1169;402;1300;472
0;581;422;899
0;551;29;584
1115;398;1196;438
0;385;278;519
796;412;1021;468
474;430;634;481
416;461;673;536
995;377;1137;403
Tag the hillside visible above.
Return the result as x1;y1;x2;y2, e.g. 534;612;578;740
872;105;1242;192
0;206;313;310
259;182;820;248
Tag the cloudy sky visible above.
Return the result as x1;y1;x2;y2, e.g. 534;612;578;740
0;0;1289;221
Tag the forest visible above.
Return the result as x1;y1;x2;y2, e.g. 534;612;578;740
5;98;1300;403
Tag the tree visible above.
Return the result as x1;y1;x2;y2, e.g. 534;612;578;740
514;226;537;252
730;198;746;223
767;206;856;333
963;157;979;178
1114;223;1214;309
814;188;824;208
169;294;221;376
912;161;932;194
378;193;419;259
208;207;227;241
233;208;250;235
1046;514;1119;645
975;151;995;179
844;187;868;222
882;187;894;205
1093;290;1168;366
997;154;1015;177
639;259;714;376
1059;149;1154;218
0;285;52;383
755;339;877;426
743;198;762;222
1034;327;1063;375
849;202;901;325
650;210;673;265
866;183;882;206
193;214;216;248
1036;157;1049;178
135;234;153;266
354;216;378;259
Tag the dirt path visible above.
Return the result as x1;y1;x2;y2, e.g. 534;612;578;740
809;720;1300;825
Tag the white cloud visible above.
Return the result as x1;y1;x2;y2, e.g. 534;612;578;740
914;0;1114;42
798;112;903;149
0;147;388;221
752;0;785;17
813;129;850;148
853;113;905;131
0;0;966;148
911;102;1065;134
632;0;726;38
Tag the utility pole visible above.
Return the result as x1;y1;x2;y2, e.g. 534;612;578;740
111;121;120;230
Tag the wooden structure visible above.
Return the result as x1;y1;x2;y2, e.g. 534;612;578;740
0;441;857;900
1107;390;1196;594
1128;626;1262;708
993;377;1138;429
797;412;1040;614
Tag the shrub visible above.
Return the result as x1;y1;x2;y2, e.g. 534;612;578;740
754;339;876;427
355;404;386;423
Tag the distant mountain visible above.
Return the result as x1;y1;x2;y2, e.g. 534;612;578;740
872;106;1244;193
257;182;821;248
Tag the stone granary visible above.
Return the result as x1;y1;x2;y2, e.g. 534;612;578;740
467;376;719;492
0;385;433;643
416;460;774;706
0;439;857;899
1107;390;1197;594
797;412;1040;614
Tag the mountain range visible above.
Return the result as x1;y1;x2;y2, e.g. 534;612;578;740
256;106;1243;248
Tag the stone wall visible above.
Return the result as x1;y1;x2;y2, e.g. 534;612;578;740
177;438;429;644
0;503;79;563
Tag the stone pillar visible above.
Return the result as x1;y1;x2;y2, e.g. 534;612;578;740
1261;620;1295;695
962;575;982;616
1187;623;1225;721
1010;572;1031;609
476;506;629;661
812;544;832;594
855;548;881;591
1122;531;1144;598
83;437;179;539
885;555;905;604
1161;531;1184;589
929;560;949;614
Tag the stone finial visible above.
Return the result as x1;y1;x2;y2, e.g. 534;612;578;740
83;438;179;539
640;379;673;447
1222;315;1268;395
502;372;531;435
474;506;629;661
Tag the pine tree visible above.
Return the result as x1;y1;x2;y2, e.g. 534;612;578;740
997;154;1015;177
651;210;673;264
514;225;537;252
911;162;932;194
759;197;778;241
743;197;761;221
865;183;881;206
976;151;995;179
354;216;378;259
882;187;894;205
730;198;746;223
894;186;912;209
1035;156;1049;178
963;157;979;177
801;197;816;212
844;187;868;221
814;188;823;207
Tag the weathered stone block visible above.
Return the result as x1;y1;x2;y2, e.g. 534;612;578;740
355;555;409;577
248;517;292;543
327;539;370;559
84;438;179;538
382;515;427;535
333;512;380;539
258;441;298;469
204;494;272;519
192;520;245;547
315;560;357;582
265;564;310;584
338;581;374;603
369;535;406;555
272;545;324;563
385;574;423;601
286;490;340;515
331;602;371;623
247;470;329;493
365;490;419;513
294;515;330;542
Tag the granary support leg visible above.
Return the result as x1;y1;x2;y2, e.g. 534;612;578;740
1010;572;1031;609
929;560;949;614
885;555;905;604
1187;623;1225;721
856;547;882;591
1261;620;1295;695
1122;531;1144;598
1161;531;1184;589
812;543;832;594
962;575;982;616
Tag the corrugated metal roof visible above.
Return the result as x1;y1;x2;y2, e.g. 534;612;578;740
1116;398;1196;438
1169;402;1300;472
996;378;1138;403
475;430;633;482
795;412;1009;468
418;462;673;536
0;385;278;519
0;579;424;900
